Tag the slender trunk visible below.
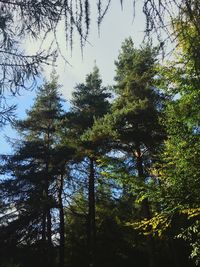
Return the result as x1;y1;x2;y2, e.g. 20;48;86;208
88;157;96;267
46;131;52;248
47;207;52;246
45;139;53;266
42;194;46;243
59;173;65;267
135;145;143;178
45;168;52;247
135;144;156;267
45;177;53;267
41;201;47;267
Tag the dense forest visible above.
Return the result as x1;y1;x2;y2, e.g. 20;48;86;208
0;1;200;267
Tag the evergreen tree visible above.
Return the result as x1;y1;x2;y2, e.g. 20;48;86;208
111;39;165;267
67;66;111;266
0;76;72;267
85;38;166;267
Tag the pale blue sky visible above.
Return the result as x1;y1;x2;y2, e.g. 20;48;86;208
0;0;147;154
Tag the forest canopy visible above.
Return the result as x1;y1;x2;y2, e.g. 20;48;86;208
0;1;200;267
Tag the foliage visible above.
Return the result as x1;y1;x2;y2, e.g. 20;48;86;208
132;12;200;265
1;18;200;265
0;76;71;267
1;0;200;127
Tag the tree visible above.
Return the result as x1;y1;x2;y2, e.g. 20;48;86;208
1;0;199;94
1;0;199;127
112;39;165;267
0;0;197;93
132;15;200;265
0;76;72;267
0;0;115;127
85;38;166;267
149;23;200;264
67;65;111;266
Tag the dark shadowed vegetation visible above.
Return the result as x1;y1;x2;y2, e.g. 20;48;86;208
0;1;200;267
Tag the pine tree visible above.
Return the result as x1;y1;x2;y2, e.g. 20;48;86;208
0;76;72;267
85;38;166;267
113;39;166;267
67;66;111;267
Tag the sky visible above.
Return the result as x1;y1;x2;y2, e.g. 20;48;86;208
0;0;146;154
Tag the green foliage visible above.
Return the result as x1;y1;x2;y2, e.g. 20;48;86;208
177;220;200;265
87;39;165;156
0;76;70;267
69;66;111;137
139;15;200;264
2;23;200;266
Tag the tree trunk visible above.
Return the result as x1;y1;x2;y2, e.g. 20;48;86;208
44;170;52;248
42;194;46;243
47;207;52;246
45;147;53;267
135;144;156;267
41;202;47;267
88;157;96;267
45;179;53;267
58;173;65;267
46;131;52;249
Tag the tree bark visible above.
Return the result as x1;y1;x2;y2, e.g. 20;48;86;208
58;173;65;267
41;202;47;267
45;178;53;267
46;130;52;248
45;132;53;267
42;194;46;243
88;157;96;267
47;207;52;246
